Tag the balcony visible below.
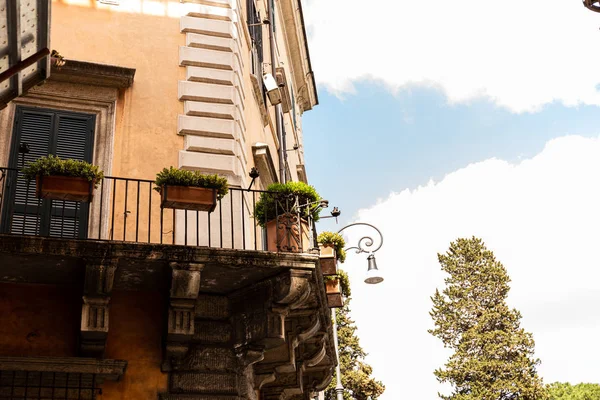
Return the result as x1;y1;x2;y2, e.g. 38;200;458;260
0;167;335;399
0;166;317;252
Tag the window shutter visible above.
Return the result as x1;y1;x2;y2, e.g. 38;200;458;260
3;107;96;238
6;109;54;235
48;113;95;238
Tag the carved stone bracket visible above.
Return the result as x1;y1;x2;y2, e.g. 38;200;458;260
229;268;336;400
80;258;118;358
164;262;204;368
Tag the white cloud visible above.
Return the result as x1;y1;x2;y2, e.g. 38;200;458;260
303;0;600;113
339;136;600;399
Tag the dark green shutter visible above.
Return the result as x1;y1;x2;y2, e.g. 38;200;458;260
2;106;96;238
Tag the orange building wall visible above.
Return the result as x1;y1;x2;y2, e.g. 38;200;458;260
100;290;168;400
51;1;185;181
0;283;80;357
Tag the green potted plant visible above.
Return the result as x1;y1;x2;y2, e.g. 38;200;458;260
324;270;350;308
254;181;321;253
155;167;228;212
317;231;346;276
23;155;104;202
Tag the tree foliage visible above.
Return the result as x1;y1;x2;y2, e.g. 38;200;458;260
325;298;385;400
547;383;600;400
429;237;547;400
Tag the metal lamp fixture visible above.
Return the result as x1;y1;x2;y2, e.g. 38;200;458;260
337;222;384;284
329;221;385;400
365;254;384;284
583;0;600;12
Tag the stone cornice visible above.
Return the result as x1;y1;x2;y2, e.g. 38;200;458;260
50;59;135;89
0;234;318;270
0;357;127;381
278;0;318;112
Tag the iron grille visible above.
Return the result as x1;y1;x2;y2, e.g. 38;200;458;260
0;371;100;400
0;166;320;252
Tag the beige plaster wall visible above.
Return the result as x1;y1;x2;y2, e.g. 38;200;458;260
50;0;185;180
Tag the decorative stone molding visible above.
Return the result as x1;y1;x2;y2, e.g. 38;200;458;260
0;357;128;383
229;268;336;399
252;142;279;186
50;59;135;89
80;257;118;358
164;262;204;367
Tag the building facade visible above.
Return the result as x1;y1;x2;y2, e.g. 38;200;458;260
0;1;335;399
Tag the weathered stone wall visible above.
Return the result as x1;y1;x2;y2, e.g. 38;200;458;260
0;283;80;357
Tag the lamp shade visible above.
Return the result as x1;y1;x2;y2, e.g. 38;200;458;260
364;254;384;284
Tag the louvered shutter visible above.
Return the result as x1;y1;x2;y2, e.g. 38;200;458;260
5;109;54;235
2;107;95;238
48;113;95;238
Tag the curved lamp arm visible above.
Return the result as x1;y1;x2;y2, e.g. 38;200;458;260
337;222;383;255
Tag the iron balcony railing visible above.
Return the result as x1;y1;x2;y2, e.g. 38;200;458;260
0;167;318;253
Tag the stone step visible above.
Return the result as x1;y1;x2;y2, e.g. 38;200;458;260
186;32;241;56
178;115;242;140
185;4;237;22
193;320;232;344
180;0;233;9
184;135;247;166
179;81;243;110
170;371;238;394
179;150;244;178
184;101;246;131
185;135;235;156
181;16;239;40
186;66;245;101
180;46;241;73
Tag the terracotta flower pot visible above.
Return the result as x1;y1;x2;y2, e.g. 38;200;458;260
36;175;95;202
160;185;217;212
265;214;310;253
326;278;343;308
319;244;338;276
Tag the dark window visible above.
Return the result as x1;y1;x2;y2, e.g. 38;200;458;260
247;0;267;105
247;0;263;74
0;371;99;399
291;89;297;132
1;106;96;238
270;0;276;33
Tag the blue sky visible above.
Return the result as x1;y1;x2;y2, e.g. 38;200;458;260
304;85;600;224
301;1;600;398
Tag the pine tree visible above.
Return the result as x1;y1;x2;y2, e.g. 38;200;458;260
429;237;547;400
325;271;385;400
547;382;600;400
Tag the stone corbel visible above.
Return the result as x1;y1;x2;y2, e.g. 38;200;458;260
231;269;312;351
164;262;204;368
273;270;312;310
80;257;118;358
260;368;304;400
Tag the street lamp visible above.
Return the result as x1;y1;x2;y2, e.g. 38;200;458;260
583;0;600;12
331;222;384;400
337;222;384;285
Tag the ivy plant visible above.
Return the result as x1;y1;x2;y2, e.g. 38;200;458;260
22;155;104;188
254;181;321;227
154;167;229;200
317;231;347;263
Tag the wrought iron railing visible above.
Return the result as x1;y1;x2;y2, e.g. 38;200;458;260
0;167;318;253
0;371;100;400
